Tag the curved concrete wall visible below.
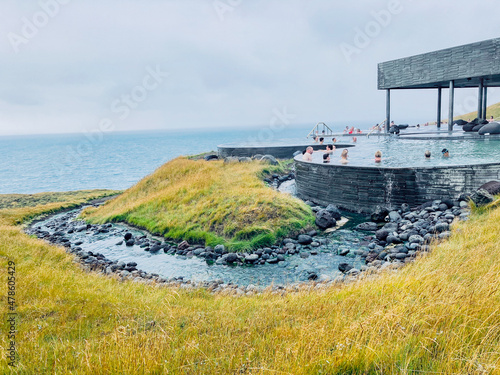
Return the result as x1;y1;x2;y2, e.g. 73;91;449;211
218;143;354;159
295;156;500;213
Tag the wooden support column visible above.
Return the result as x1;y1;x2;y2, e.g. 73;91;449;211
386;89;391;133
437;87;442;128
448;80;454;132
478;78;484;120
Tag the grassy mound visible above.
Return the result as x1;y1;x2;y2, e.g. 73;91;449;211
81;157;314;251
2;192;500;373
455;100;500;122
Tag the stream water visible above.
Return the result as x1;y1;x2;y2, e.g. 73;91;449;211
31;207;367;287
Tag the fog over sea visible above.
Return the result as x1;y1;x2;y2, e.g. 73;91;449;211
1;123;367;195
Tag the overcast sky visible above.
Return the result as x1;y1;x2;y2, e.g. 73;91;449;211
0;0;499;136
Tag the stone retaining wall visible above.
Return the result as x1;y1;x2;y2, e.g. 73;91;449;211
295;157;500;213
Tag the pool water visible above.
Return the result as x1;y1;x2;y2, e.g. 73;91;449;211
309;136;500;168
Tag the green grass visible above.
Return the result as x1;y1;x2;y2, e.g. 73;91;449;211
0;190;120;226
81;157;313;251
1;192;500;373
0;190;120;210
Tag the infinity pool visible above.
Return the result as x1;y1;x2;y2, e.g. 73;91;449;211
310;136;500;167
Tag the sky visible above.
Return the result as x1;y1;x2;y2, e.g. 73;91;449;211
0;0;499;136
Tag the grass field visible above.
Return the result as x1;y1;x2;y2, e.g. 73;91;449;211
82;157;314;251
1;191;500;373
457;100;500;122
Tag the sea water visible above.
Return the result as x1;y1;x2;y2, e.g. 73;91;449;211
0;125;313;194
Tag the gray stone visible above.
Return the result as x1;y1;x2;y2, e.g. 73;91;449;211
315;209;336;230
470;188;494;206
193;248;204;256
299;252;310;258
355;222;378;231
178;240;190;250
434;222;450;233
438;203;448;211
479;181;500;195
260;155;279;165
325;204;342;220
204;154;219;161
386;235;401;245
387;211;401;222
375;229;390;241
245;254;259;263
149;245;162;253
409;235;424;244
371;207;389;222
214;244;225;254
224;253;239;263
338;263;353;273
338;248;350;256
382;222;398;232
297;235;313;245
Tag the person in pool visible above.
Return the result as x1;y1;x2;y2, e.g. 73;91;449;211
323;153;330;163
325;144;335;154
425;150;431;159
302;146;314;161
374;150;382;163
442;148;449;157
340;149;349;164
332;137;337;143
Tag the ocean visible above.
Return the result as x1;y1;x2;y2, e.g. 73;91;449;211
0;124;350;194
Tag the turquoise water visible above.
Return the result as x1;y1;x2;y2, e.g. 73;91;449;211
34;209;366;287
308;135;500;168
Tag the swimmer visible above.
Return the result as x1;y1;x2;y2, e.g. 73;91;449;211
323;153;330;163
325;144;335;154
352;136;357;143
425;150;431;159
340;149;349;164
302;146;313;161
442;148;449;157
374;150;382;163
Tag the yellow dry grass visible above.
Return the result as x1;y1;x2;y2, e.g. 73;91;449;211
82;157;314;250
455;101;500;122
0;192;500;373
